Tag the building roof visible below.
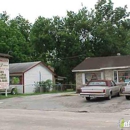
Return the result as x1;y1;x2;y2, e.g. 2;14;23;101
0;53;11;58
9;61;55;75
72;55;130;72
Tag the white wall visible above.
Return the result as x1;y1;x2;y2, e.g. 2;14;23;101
104;70;113;80
82;73;85;84
10;85;23;94
24;63;53;93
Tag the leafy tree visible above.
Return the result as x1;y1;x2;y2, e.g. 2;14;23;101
30;0;130;83
9;15;33;62
30;16;56;62
88;0;130;56
0;12;34;63
0;0;129;83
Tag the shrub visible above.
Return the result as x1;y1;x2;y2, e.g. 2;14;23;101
34;79;52;93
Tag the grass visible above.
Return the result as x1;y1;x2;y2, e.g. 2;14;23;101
0;89;76;100
0;94;19;99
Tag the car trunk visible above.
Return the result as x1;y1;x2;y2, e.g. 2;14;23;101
124;86;130;93
81;86;107;93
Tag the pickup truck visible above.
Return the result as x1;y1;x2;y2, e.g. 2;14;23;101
122;81;130;100
0;86;17;95
80;80;123;101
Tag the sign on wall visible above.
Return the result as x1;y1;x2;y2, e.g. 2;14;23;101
0;58;9;89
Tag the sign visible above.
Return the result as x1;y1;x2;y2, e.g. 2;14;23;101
119;118;130;129
0;58;9;89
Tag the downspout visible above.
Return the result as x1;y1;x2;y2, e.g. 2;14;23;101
23;73;25;93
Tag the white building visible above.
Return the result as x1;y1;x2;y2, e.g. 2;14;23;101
9;61;55;94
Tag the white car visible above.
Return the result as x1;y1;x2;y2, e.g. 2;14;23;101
0;86;17;95
80;80;122;101
122;81;130;100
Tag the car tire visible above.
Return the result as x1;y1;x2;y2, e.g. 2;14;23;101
117;92;120;97
117;90;121;97
126;96;130;100
107;93;112;100
86;97;90;101
11;89;16;95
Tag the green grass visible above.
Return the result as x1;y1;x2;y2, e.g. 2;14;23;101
0;89;76;100
0;94;19;99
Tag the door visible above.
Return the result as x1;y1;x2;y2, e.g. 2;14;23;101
110;81;118;95
125;82;130;93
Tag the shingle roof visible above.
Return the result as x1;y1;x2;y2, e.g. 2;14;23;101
72;55;130;72
10;61;56;76
9;61;41;73
0;53;11;58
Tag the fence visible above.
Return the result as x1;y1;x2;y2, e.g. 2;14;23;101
34;84;76;93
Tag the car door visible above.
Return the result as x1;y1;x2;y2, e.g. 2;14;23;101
125;82;130;93
110;81;117;96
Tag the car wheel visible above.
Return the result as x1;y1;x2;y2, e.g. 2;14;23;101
117;92;120;97
108;93;112;100
117;90;121;97
126;96;130;100
11;89;16;95
86;97;90;101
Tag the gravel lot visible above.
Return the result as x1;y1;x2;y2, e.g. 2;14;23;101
0;93;130;113
1;93;130;130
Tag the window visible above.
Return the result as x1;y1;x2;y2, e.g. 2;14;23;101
85;72;101;83
10;76;22;85
111;81;115;86
114;71;117;83
88;81;106;86
114;71;130;83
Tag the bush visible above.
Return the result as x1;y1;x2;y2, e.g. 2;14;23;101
34;79;52;93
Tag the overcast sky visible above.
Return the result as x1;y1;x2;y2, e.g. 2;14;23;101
0;0;130;23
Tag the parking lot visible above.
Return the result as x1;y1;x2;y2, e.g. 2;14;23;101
0;93;129;113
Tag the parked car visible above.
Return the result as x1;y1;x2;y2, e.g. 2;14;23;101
122;81;130;100
0;86;17;95
80;80;123;101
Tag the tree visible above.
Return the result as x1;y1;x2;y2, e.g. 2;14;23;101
30;10;94;82
88;0;130;56
0;12;34;63
9;15;33;62
30;0;130;83
30;16;56;62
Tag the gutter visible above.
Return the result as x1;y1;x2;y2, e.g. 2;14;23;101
72;66;130;72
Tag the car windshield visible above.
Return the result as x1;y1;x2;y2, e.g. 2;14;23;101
88;81;106;86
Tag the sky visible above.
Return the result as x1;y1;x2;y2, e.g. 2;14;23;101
0;0;130;23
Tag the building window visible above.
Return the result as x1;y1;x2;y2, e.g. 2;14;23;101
114;71;118;83
10;76;22;85
114;71;130;83
85;72;101;83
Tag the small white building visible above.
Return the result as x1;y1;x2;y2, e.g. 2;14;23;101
9;61;55;94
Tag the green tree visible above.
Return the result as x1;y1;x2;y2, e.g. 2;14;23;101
88;0;130;56
9;15;33;62
0;12;34;63
30;0;130;83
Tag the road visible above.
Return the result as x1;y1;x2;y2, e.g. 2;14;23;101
0;108;130;130
0;93;130;130
1;108;130;130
